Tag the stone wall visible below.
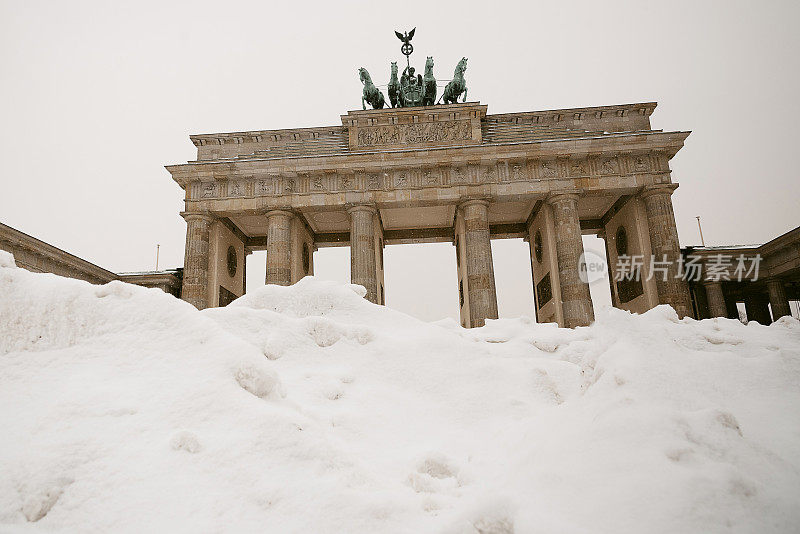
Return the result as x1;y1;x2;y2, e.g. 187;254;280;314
0;222;183;298
527;203;562;325
602;197;659;314
209;221;245;306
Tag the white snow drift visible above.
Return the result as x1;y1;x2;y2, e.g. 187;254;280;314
1;249;799;533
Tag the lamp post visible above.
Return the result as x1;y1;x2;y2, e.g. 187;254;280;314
696;216;705;247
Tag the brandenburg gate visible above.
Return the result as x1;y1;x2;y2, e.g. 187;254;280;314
167;100;693;328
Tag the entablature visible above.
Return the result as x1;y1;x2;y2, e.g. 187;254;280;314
167;130;688;190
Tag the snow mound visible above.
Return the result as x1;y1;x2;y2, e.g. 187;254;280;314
0;250;15;269
229;276;372;318
2;258;800;533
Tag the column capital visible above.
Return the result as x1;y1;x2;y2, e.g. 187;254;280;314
265;209;294;219
346;204;377;215
181;211;215;224
458;198;491;211
546;190;581;205
639;183;679;200
703;280;723;288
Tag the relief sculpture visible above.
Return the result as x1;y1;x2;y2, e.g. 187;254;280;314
357;120;472;147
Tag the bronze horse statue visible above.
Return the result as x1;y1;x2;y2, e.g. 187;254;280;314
422;56;436;106
359;67;386;110
439;57;468;105
388;62;400;108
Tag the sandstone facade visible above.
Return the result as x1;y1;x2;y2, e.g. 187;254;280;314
167;101;695;327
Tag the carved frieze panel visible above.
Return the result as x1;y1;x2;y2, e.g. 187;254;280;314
256;178;275;196
509;162;527;181
343;103;486;150
449;166;471;185
228;179;247;197
394;170;411;188
310;175;328;192
366;173;383;190
282;177;296;194
632;155;650;173
200;182;217;198
569;159;589;177
540;160;559;179
422;168;440;186
482;164;497;183
599;157;620;175
338;174;356;191
356;120;473;148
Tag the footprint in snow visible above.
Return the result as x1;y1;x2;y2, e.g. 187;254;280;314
170;430;202;453
21;477;73;522
407;452;462;494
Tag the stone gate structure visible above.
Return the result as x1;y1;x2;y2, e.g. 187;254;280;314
167;101;693;328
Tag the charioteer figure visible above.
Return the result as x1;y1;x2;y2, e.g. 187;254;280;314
400;65;424;107
402;66;422;88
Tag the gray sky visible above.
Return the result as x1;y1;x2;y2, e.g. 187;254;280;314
2;0;798;321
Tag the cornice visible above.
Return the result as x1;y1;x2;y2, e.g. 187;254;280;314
0;223;117;282
190;124;345;147
185;102;658;147
485;101;657;121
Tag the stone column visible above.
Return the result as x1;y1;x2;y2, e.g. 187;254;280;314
598;229;618;308
766;279;791;320
704;281;727;318
639;184;692;318
265;210;293;286
744;294;772;325
375;220;385;305
243;248;252;294
181;213;214;309
724;295;740;322
348;205;379;303
460;200;498;327
547;192;594;328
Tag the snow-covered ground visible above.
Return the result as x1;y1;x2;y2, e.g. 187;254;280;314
1;249;799;533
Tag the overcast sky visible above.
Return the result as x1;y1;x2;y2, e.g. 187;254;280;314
1;0;798;321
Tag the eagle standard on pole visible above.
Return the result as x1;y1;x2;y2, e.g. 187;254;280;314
395;27;415;71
